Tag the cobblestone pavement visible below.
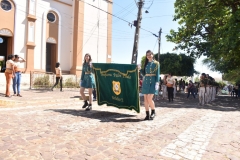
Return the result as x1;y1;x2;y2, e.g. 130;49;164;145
0;89;240;160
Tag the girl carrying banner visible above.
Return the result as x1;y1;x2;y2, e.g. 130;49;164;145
80;53;96;111
140;50;160;120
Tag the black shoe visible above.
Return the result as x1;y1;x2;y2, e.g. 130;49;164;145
150;110;155;119
144;111;151;120
85;104;92;111
144;116;150;120
82;100;88;108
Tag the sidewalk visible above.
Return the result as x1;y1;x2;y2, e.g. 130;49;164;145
0;87;82;107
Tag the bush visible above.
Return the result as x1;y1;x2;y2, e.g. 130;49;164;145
63;78;80;88
33;75;51;88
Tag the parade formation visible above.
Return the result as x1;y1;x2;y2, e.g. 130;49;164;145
1;0;240;159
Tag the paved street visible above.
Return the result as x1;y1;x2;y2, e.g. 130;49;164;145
0;89;240;160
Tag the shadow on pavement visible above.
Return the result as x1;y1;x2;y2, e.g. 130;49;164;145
70;96;80;99
45;109;142;123
0;93;6;97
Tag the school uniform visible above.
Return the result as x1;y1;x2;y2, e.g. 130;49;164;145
141;60;160;95
80;62;95;88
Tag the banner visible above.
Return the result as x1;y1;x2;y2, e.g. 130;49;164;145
92;63;140;113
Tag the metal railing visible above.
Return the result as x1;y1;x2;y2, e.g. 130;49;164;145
30;71;80;90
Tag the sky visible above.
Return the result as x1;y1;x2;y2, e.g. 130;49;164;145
110;0;222;79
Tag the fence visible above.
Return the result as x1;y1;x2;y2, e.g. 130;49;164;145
30;71;80;90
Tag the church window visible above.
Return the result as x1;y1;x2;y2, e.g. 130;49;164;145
1;0;12;11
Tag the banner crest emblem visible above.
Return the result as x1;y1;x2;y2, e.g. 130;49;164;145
112;81;121;95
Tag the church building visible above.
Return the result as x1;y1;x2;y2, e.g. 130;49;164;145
0;0;112;75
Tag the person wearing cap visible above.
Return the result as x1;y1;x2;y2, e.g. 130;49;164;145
12;55;26;97
5;54;16;97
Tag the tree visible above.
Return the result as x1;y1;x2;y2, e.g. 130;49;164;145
141;52;197;76
194;76;200;82
166;0;240;73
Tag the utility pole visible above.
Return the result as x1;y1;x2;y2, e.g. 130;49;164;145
131;0;144;64
158;28;162;63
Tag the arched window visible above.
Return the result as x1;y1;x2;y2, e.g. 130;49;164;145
0;0;12;11
47;12;56;23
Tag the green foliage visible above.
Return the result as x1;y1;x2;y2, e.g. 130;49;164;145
167;0;240;74
33;75;51;88
222;70;240;85
33;76;80;88
63;78;80;88
140;53;197;76
194;76;200;82
140;56;146;69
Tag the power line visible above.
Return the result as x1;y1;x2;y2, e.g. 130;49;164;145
79;0;158;36
143;0;155;10
4;3;145;39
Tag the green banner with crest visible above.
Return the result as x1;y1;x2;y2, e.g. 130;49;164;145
92;63;140;113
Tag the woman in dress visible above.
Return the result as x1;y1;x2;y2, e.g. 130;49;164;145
80;53;95;111
51;62;63;92
12;55;26;97
140;50;160;120
5;54;16;97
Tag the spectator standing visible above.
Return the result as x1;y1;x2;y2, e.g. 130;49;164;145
173;78;178;97
5;54;16;97
12;55;26;97
187;80;195;98
235;86;238;98
182;80;186;92
162;75;168;99
166;73;175;102
179;79;183;91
